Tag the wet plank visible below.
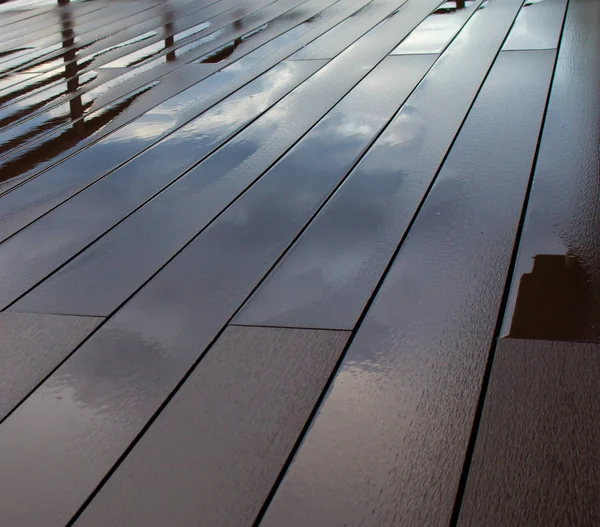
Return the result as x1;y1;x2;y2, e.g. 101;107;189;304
391;0;482;55
257;49;556;527
5;0;441;315
0;0;303;140
0;0;233;78
458;338;600;527
0;0;362;194
0;60;321;310
0;2;107;48
1;3;131;51
290;0;407;60
0;5;57;29
235;0;529;331
0;4;153;73
0;0;303;141
503;0;568;50
74;326;350;526
501;0;600;342
13;54;436;317
0;0;351;224
0;311;102;422
0;53;433;527
0;0;234;95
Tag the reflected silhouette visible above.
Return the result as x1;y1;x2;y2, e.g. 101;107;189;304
0;0;159;183
433;0;471;15
163;5;176;63
198;8;246;64
508;253;589;340
0;82;154;183
59;0;84;134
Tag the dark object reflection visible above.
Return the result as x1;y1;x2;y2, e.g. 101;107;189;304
59;0;84;134
508;253;589;340
0;0;157;184
433;0;471;15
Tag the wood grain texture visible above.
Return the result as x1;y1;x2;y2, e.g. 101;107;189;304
458;338;600;527
257;49;553;527
501;0;600;342
0;311;102;421
502;0;568;51
234;2;531;332
75;326;350;527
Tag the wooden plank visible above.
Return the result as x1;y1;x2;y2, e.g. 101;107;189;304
503;0;568;51
0;311;102;422
0;0;234;95
458;338;600;527
235;1;531;331
0;0;309;145
0;53;432;527
290;0;410;60
257;49;556;527
0;60;321;310
0;6;57;29
0;0;355;234
0;3;107;49
0;0;227;74
0;0;362;194
391;0;483;55
0;0;237;83
13;54;436;317
6;0;442;316
501;0;600;342
0;3;157;73
0;3;133;51
74;326;350;526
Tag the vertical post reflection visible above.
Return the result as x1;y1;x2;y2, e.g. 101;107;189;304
163;4;176;63
59;0;84;134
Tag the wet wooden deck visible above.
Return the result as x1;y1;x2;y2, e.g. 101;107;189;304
0;0;598;525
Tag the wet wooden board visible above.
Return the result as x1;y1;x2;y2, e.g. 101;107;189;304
501;0;600;343
5;1;441;316
0;2;108;48
503;0;568;50
0;3;160;71
74;326;350;526
0;0;367;195
0;0;359;236
0;0;315;163
458;338;600;527
0;60;321;310
391;0;482;55
290;0;407;60
13;54;435;317
0;0;234;95
0;311;102;422
257;48;555;527
0;54;431;527
0;0;228;75
0;0;241;87
0;1;596;526
0;0;284;107
235;0;529;331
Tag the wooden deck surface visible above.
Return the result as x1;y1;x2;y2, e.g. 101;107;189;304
0;0;598;525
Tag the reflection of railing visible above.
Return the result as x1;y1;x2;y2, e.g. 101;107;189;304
163;5;176;63
508;254;588;340
0;0;156;184
59;0;84;133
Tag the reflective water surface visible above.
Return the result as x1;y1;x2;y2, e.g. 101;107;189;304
14;55;433;317
501;0;600;342
391;0;479;54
